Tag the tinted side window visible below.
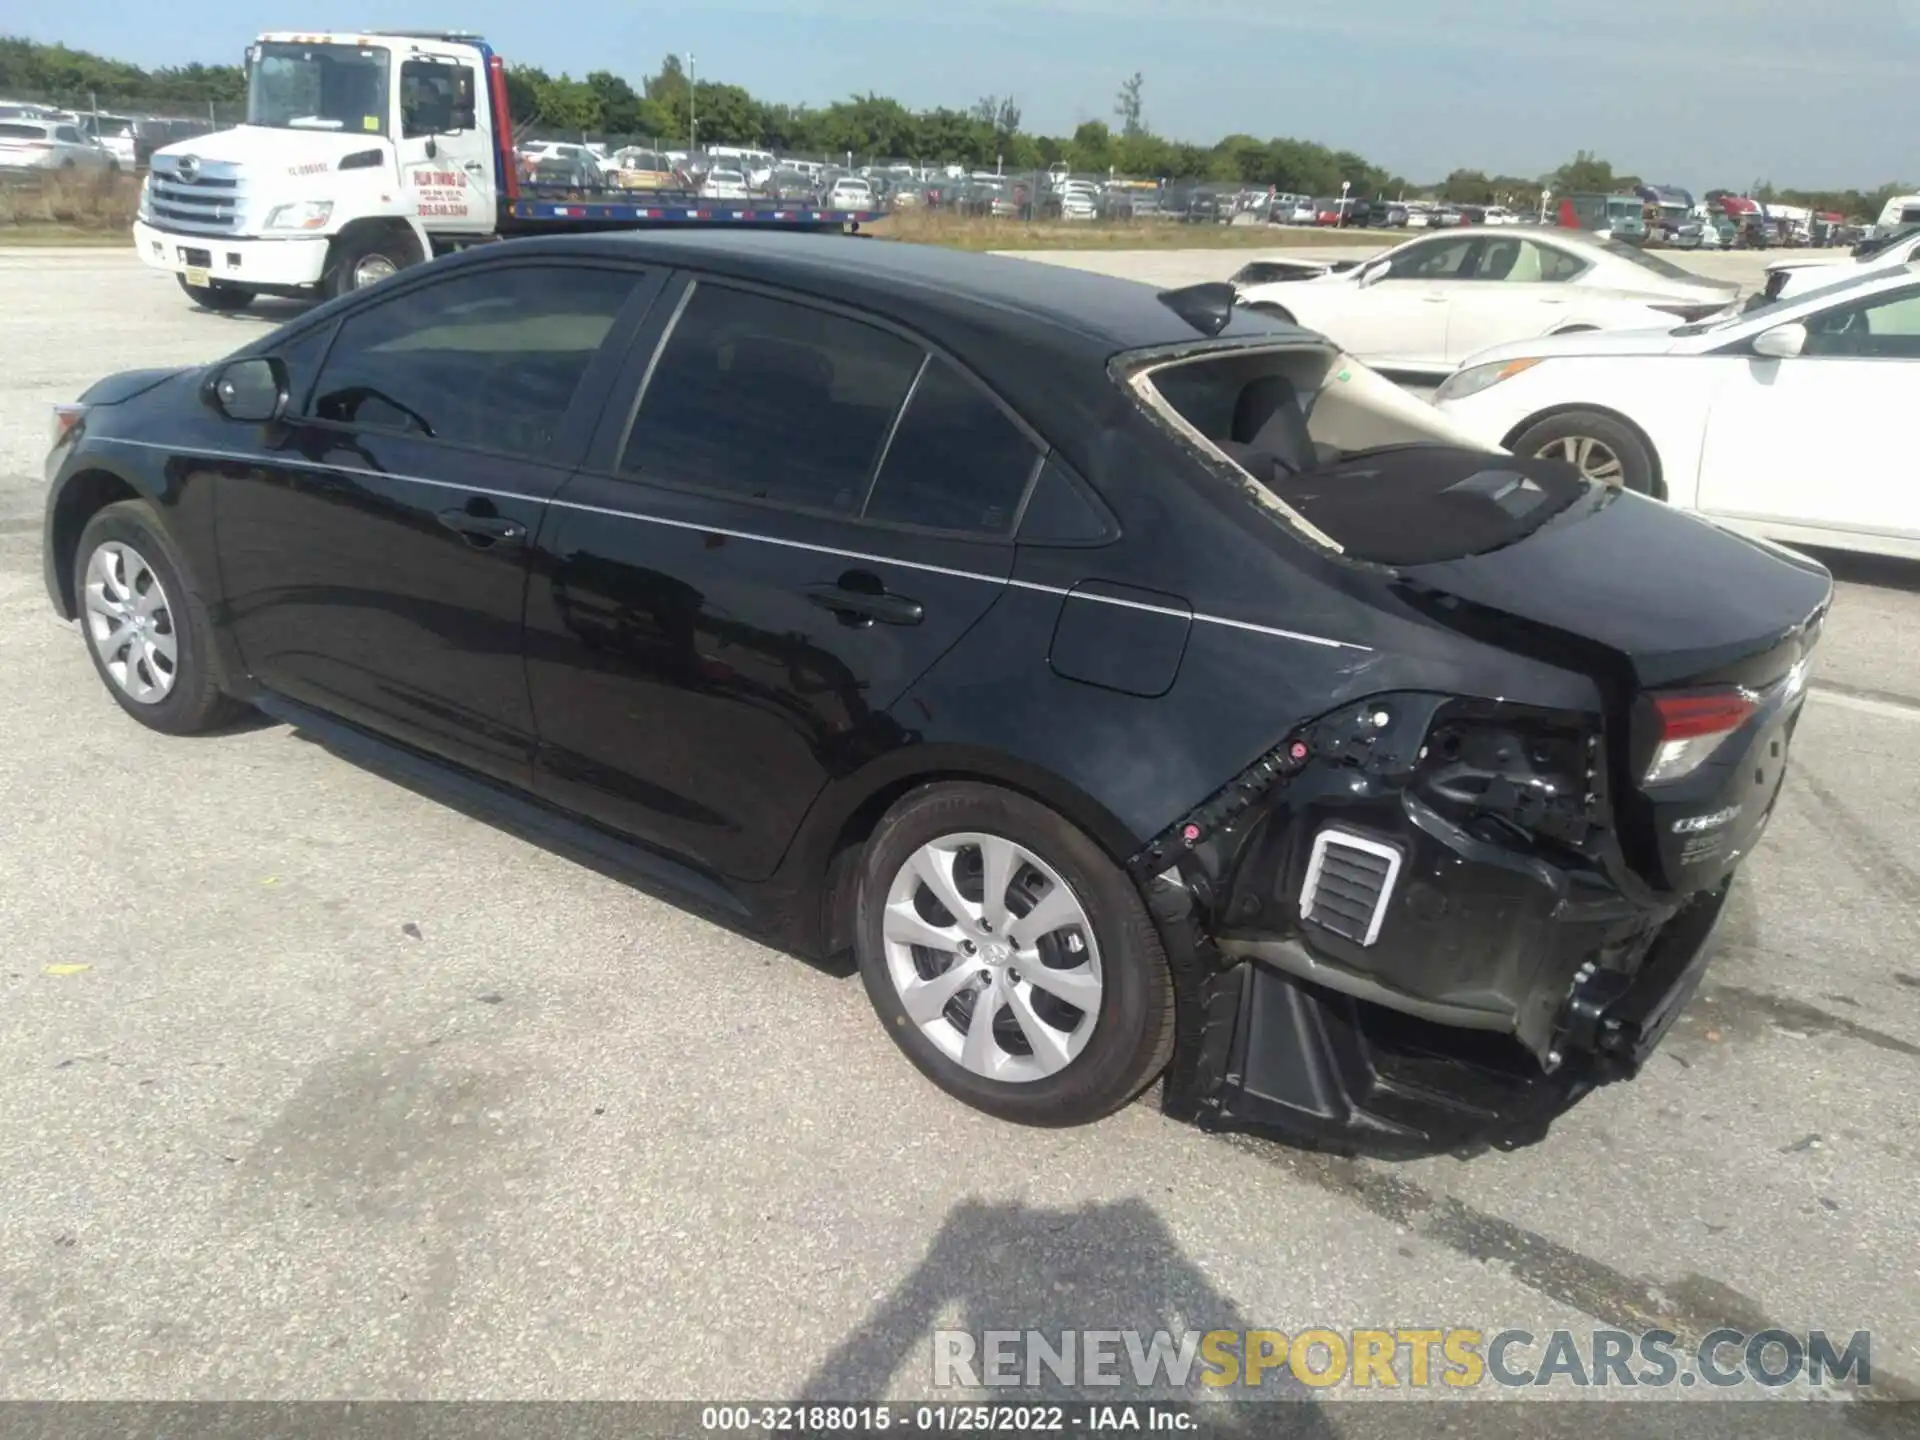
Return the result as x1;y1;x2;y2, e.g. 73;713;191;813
308;265;639;457
622;284;922;514
1388;238;1476;279
863;358;1036;533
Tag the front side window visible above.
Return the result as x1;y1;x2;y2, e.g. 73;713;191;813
400;59;472;137
55;125;83;144
621;284;922;515
308;265;640;456
1387;238;1477;280
248;42;392;136
1802;286;1920;358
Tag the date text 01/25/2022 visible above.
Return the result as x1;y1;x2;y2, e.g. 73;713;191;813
699;1404;1192;1433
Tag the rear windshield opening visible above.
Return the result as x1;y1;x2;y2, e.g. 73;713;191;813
1129;345;1589;565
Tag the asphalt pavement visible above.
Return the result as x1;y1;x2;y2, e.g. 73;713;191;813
1;248;1917;1415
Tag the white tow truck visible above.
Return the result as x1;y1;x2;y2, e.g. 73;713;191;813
134;29;882;311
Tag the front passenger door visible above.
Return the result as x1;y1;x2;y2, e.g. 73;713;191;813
215;261;662;786
1349;235;1480;369
524;277;1039;881
1695;283;1920;549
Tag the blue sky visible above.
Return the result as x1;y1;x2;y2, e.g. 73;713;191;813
19;0;1918;187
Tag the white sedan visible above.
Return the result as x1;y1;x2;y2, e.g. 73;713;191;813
1235;227;1739;377
1760;226;1920;303
1431;265;1920;561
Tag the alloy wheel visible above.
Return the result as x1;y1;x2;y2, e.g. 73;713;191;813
352;254;399;289
83;541;177;704
1537;434;1625;486
881;832;1103;1084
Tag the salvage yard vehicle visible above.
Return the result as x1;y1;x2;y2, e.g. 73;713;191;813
132;29;880;313
1234;227;1738;379
42;235;1828;1153
1758;226;1920;304
1433;264;1920;559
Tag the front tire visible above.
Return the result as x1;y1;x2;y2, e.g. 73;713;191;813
74;501;247;735
854;783;1176;1126
324;228;416;300
176;275;255;311
1513;409;1656;496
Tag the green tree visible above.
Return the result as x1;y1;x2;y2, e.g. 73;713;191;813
1551;149;1617;194
1069;120;1112;173
1115;71;1144;138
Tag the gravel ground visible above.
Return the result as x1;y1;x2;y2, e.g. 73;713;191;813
1;248;1917;1421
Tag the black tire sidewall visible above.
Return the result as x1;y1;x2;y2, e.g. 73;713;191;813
1515;410;1656;496
854;782;1174;1127
74;501;231;735
328;232;414;299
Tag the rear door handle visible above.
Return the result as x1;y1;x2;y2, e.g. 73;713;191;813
438;508;526;547
804;582;923;626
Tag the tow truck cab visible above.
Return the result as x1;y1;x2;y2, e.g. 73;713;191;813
132;30;880;309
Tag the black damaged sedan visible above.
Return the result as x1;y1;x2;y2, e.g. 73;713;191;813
43;232;1829;1154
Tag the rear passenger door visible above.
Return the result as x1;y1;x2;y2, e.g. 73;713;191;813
524;275;1041;882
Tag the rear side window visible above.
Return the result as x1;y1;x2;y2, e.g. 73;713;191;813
307;264;639;457
622;283;922;515
863;358;1037;534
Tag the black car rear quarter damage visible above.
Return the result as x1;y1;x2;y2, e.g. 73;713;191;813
1131;687;1746;1158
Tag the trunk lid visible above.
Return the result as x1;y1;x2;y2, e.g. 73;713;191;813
1398;485;1830;691
1396;484;1830;895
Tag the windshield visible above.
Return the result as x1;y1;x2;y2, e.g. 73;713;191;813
248;42;391;134
86;116;136;138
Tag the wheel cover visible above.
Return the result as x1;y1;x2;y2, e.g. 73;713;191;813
882;832;1103;1084
83;541;178;704
1537;434;1625;486
352;254;399;289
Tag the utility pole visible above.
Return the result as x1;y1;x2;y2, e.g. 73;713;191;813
687;52;696;155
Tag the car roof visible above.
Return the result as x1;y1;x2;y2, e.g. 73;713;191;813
456;232;1311;435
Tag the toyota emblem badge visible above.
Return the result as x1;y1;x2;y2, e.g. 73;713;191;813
176;154;201;182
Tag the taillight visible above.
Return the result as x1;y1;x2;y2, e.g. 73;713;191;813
1644;690;1756;785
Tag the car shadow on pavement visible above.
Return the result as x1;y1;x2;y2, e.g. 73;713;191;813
276;721;858;978
792;1195;1336;1434
1805;546;1920;594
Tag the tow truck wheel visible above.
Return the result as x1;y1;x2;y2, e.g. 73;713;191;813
853;782;1177;1127
324;229;416;300
176;277;255;312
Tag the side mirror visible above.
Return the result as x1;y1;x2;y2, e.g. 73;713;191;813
1751;322;1807;360
207;357;288;423
1356;260;1391;287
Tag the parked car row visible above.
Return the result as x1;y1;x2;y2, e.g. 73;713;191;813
1235;221;1919;560
0;101;216;172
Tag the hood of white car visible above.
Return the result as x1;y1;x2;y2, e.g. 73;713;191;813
1457;324;1688;369
152;125;389;172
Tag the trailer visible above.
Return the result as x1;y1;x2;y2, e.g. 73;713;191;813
132;30;880;311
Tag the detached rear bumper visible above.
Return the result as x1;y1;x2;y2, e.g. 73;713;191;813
1160;881;1729;1157
1137;689;1747;1156
133;221;330;290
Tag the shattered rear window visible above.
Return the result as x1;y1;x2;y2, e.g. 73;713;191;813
1125;344;1587;563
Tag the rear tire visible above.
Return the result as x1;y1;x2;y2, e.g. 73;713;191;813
1513;409;1656;497
854;782;1176;1127
73;501;248;736
176;276;255;312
